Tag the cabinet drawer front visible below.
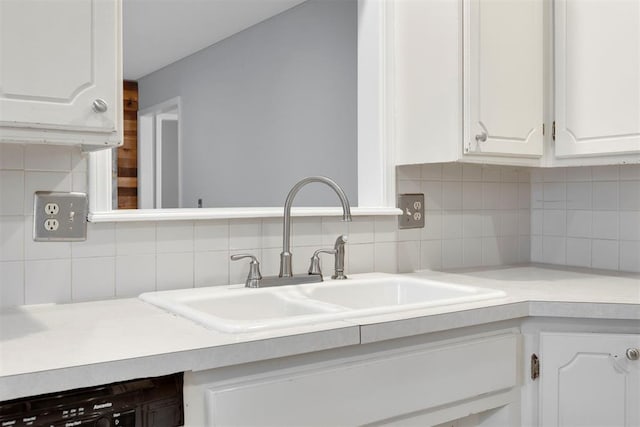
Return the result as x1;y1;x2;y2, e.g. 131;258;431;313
206;333;520;426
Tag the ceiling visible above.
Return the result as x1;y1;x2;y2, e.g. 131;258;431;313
123;0;307;80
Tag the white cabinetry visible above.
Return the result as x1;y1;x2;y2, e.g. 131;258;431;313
0;0;122;149
539;332;640;427
554;0;640;158
393;0;544;166
185;331;522;426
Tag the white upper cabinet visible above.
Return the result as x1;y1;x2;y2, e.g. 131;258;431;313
0;0;122;149
393;0;544;166
554;0;640;158
464;0;544;158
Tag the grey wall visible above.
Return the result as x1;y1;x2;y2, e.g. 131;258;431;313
161;119;179;208
138;0;358;208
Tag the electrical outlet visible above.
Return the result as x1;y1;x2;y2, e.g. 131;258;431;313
44;218;59;231
44;203;59;215
33;192;88;241
397;193;425;229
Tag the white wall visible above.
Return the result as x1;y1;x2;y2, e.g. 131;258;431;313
2;143;637;308
530;165;640;272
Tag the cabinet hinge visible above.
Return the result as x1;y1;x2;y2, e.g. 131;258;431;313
531;353;540;380
552;121;556;141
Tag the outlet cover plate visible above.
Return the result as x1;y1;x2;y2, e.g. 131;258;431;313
34;192;88;241
397;193;425;229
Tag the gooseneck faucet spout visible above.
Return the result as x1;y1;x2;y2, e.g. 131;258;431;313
279;176;352;278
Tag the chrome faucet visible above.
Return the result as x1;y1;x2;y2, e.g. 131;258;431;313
280;176;352;278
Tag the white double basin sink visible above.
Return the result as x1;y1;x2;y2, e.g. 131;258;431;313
140;273;506;333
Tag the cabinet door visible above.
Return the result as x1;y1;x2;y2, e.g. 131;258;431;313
540;332;640;427
464;0;544;157
0;0;120;143
555;0;640;157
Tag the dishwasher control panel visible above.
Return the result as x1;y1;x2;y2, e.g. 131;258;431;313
0;373;183;427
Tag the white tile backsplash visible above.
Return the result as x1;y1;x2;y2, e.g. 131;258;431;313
531;165;640;272
2;144;636;307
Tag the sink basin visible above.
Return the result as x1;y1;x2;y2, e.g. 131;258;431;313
297;276;506;313
139;274;506;333
139;287;343;333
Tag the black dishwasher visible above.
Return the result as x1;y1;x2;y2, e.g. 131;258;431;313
0;373;183;427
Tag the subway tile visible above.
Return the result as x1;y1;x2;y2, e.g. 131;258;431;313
0;171;24;215
482;166;502;182
442;181;462;210
462;164;482;181
71;148;88;173
321;217;349;247
482;183;501;210
462;211;483;238
421;163;442;180
566;182;592;210
0;216;24;261
518;183;531;209
543;210;566;237
115;254;156;296
518;236;531;263
530;236;543;263
71;222;116;258
397;240;420;273
591;240;619;270
518;169;531;183
157;252;194;291
0;144;24;170
195;250;229;287
397;179;421;194
397;226;421;242
420;240;442;270
566;210;591;238
591;165;619;181
24;145;72;171
24;216;71;260
500;167;519;183
619;241;640;273
482;210;501;237
619;164;640;181
518;210;531;236
619;211;640;241
421;211;442;240
565;167;591;182
500;183;519;209
531;183;543;209
543;182;565;209
116;222;156;255
260;247;281;278
195;220;229;251
0;261;24;307
531;210;543;235
25;259;71;304
350;217;375;244
499;236;520;265
290;217;323;248
72;257;115;301
422;181;442;211
442;163;462;181
592;181;618;210
530;169;543;183
348;243;374;274
442;211;462;239
72;172;87;193
373;217;396;243
542;236;566;265
543;168;566;182
442;239;463;268
500;210;519;236
229;219;262;250
396;165;421;180
481;237;500;266
566;238;591;268
462;182;483;210
462;238;482;267
592;211;618;240
619;181;640;210
374;242;398;273
24;171;72;214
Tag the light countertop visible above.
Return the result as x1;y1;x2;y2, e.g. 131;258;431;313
1;264;638;401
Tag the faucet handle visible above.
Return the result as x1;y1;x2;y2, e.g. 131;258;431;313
230;254;262;288
308;249;337;277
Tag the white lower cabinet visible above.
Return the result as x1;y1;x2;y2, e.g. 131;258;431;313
539;332;640;427
184;330;522;426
